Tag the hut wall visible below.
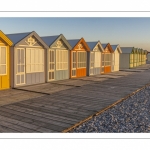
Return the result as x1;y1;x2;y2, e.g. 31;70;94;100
119;54;130;69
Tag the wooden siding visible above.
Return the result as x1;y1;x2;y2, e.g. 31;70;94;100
119;54;130;69
55;70;69;80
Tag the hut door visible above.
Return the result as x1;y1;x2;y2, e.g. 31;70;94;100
111;53;114;71
48;50;55;81
72;51;76;77
16;48;25;85
90;52;94;75
101;53;104;73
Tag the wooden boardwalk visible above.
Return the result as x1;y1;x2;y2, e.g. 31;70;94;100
0;64;150;132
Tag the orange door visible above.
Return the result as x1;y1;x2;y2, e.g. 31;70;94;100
104;66;111;73
76;68;86;77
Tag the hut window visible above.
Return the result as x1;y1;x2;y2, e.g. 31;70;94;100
77;51;86;68
56;50;68;70
0;46;7;75
102;54;105;66
105;53;111;66
95;52;100;67
26;48;44;73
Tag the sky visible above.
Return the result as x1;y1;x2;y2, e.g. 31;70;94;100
0;17;150;51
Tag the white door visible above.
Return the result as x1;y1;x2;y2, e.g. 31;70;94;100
101;53;105;73
16;48;25;85
90;52;94;75
72;51;76;77
111;53;115;72
48;49;55;81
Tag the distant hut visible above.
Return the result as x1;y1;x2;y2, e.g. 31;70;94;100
111;44;122;72
101;43;114;74
86;41;104;76
67;38;90;78
41;34;72;82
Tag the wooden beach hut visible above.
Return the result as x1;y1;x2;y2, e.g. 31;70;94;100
67;38;90;78
101;43;114;74
136;48;140;67
138;48;142;66
111;44;122;72
133;48;138;67
0;30;13;90
147;52;150;62
41;34;72;82
86;41;104;76
120;47;137;69
143;50;148;64
7;31;49;88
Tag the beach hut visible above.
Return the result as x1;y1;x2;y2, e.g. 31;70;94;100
0;30;13;90
142;49;145;65
41;34;72;82
120;47;137;69
101;43;114;74
147;52;150;62
67;38;90;78
111;44;122;72
138;48;142;66
86;41;104;76
7;31;49;88
136;48;140;67
143;50;148;64
133;48;138;67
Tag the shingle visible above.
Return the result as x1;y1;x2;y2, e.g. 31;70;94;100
6;32;31;45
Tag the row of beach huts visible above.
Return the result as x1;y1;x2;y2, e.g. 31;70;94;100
0;30;148;90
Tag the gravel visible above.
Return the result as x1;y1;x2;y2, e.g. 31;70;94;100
70;86;150;133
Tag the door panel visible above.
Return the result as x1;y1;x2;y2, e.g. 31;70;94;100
111;53;114;72
48;50;55;81
90;52;94;75
71;51;76;77
16;48;25;85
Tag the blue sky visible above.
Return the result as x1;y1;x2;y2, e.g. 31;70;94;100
0;17;150;51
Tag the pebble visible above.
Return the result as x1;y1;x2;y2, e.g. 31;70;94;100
70;86;150;133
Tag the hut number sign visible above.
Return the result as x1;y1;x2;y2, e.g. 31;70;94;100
77;44;83;50
56;41;62;48
25;37;37;46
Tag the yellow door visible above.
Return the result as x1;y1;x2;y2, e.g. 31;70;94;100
0;46;10;90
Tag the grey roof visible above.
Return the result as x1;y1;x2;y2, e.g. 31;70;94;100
111;45;118;51
120;47;134;53
6;32;31;45
41;35;59;47
67;39;80;48
86;42;98;50
101;43;108;49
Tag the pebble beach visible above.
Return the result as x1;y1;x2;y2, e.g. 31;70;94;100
71;85;150;133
